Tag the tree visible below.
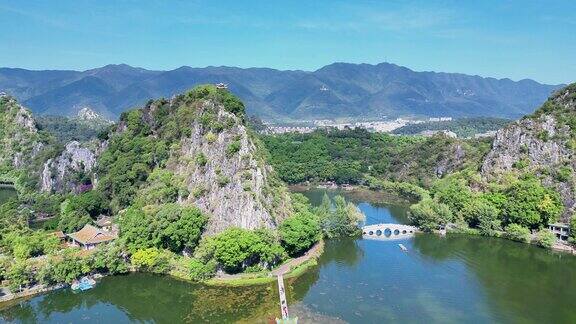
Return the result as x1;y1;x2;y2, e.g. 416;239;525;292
279;210;321;256
57;209;92;233
319;195;365;238
409;199;453;232
432;177;474;215
501;179;563;229
119;204;207;253
131;248;170;273
210;227;285;273
159;205;207;252
7;261;33;291
47;250;91;284
536;229;557;249
461;199;499;228
505;224;531;243
90;243;129;275
189;258;217;281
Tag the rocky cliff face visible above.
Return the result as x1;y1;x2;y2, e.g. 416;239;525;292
0;94;44;175
104;87;293;235
169;100;291;234
482;84;576;220
40;141;100;193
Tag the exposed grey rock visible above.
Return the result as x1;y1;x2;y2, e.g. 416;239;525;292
41;141;98;193
170;100;291;235
481;89;576;221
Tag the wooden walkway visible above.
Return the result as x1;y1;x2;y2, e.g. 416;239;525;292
277;274;289;320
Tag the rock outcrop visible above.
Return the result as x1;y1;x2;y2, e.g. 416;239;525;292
169;100;291;235
0;94;44;175
40;141;99;193
482;84;576;220
106;87;293;235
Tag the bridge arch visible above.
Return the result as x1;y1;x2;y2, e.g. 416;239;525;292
362;223;418;241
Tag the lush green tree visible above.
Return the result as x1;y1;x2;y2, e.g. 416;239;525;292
47;250;91;284
319;195;365;238
189;258;217;281
7;260;34;291
432;177;474;215
279;211;321;256
536;229;557;249
2;229;60;259
119;204;207;253
131;248;170;273
209;227;285;273
90;243;129;275
57;208;92;233
461;199;499;228
409;199;453;232
158;204;208;253
501;179;563;229
505;224;531;243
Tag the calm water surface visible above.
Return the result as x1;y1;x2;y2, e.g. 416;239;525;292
2;188;576;323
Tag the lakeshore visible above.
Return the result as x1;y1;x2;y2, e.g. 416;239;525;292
4;189;576;323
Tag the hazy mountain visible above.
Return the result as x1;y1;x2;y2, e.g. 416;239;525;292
0;63;562;121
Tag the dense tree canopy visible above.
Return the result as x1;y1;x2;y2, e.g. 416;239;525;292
263;128;490;187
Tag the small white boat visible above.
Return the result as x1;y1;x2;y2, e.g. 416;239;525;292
398;244;408;252
71;276;96;291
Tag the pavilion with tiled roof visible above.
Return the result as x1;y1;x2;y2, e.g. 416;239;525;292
67;224;117;250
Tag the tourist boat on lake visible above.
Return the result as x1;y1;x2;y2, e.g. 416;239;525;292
71;277;96;291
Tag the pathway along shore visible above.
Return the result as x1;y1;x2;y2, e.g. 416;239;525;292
212;241;324;283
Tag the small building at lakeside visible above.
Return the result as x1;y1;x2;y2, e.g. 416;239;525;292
95;216;115;232
548;223;570;241
67;224;117;250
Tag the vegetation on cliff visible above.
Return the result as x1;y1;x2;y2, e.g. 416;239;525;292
392;117;510;138
263;127;491;187
0;86;348;293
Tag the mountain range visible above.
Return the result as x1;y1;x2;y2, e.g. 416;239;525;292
0;62;563;121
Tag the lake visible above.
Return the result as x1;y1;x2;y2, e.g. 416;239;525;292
2;188;576;323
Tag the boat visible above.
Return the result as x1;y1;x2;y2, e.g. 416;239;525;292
71;276;96;291
398;243;408;252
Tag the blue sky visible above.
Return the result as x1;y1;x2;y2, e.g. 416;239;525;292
0;0;574;84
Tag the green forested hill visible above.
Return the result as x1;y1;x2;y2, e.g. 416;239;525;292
262;128;491;187
393;117;511;138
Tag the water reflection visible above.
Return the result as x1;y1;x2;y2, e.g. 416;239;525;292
3;189;576;323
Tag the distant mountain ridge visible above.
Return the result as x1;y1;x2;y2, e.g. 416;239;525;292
0;63;563;121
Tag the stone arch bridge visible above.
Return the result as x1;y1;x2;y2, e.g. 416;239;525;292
362;223;419;240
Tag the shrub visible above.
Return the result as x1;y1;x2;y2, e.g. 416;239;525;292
505;224;531;243
226;140;241;157
195;153;208;167
217;175;230;187
189;258;216;281
536;229;557;249
554;166;572;182
205;132;217;143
